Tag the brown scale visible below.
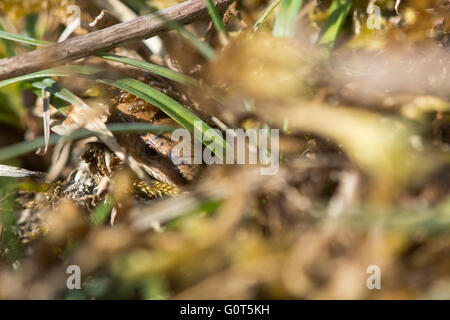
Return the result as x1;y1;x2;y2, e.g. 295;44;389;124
81;142;180;198
81;142;123;182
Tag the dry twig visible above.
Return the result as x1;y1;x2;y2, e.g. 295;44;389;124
0;0;229;80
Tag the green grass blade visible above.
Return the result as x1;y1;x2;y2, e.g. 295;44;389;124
273;0;289;36
317;0;353;50
98;78;192;129
273;0;303;37
97;53;200;87
204;0;227;45
34;78;83;104
0;123;175;162
0;65;103;88
32;78;82;105
0;30;52;47
254;0;281;31
31;78;83;115
98;78;226;160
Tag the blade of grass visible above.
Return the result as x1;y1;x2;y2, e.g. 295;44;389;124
317;0;353;51
31;78;83;106
0;65;103;88
254;0;281;31
204;0;227;45
273;0;303;37
0;123;175;162
0;30;53;47
97;53;200;87
98;78;227;159
33;78;83;151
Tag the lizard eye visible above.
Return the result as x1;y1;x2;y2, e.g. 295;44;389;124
144;146;158;157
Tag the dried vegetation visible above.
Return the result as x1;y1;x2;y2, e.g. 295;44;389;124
0;0;449;299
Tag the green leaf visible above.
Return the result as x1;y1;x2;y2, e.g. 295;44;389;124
31;78;82;106
98;78;227;160
317;0;353;51
97;53;200;87
32;78;81;146
273;0;303;38
0;65;104;88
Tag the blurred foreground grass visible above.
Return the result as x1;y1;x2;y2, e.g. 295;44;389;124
0;0;450;299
